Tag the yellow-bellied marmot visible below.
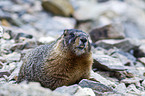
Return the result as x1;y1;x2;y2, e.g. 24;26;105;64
17;29;93;90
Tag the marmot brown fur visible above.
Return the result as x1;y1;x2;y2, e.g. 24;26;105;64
17;29;93;90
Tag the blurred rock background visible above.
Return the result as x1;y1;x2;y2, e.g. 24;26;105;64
0;0;145;96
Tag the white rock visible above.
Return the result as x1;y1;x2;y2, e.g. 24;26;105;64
115;83;127;93
3;52;21;62
127;84;141;95
38;36;56;44
0;26;4;38
55;84;95;96
74;87;95;96
142;80;145;87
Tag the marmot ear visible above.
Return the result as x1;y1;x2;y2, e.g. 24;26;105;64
63;29;68;36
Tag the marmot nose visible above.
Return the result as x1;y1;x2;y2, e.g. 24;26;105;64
80;37;87;43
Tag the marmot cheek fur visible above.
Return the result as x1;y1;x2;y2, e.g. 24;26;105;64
17;29;93;90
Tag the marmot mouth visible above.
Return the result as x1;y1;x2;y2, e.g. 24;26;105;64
76;45;86;50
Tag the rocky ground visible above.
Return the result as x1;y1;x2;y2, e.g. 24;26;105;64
0;0;145;96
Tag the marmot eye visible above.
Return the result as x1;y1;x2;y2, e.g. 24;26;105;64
70;33;75;37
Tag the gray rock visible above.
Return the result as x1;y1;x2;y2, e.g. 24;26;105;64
73;1;101;21
77;21;93;33
55;84;95;96
79;79;115;95
42;0;74;17
122;3;145;39
101;1;145;39
89;23;125;42
21;14;37;23
73;0;145;39
34;16;76;37
0;1;13;8
0;9;11;20
95;39;140;52
0;82;67;96
93;54;125;71
20;24;42;39
97;0;109;3
91;47;108;56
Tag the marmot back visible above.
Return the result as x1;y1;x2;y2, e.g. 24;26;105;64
17;29;93;90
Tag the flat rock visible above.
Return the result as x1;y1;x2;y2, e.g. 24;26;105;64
0;70;10;78
95;39;140;52
3;52;21;62
55;84;95;96
138;57;145;66
73;1;102;21
108;48;136;66
42;0;74;17
110;71;134;80
121;77;142;85
10;42;27;51
93;54;125;71
89;23;125;42
90;71;116;87
79;79;115;95
0;82;67;96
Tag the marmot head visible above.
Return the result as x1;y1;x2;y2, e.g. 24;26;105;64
61;29;91;56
